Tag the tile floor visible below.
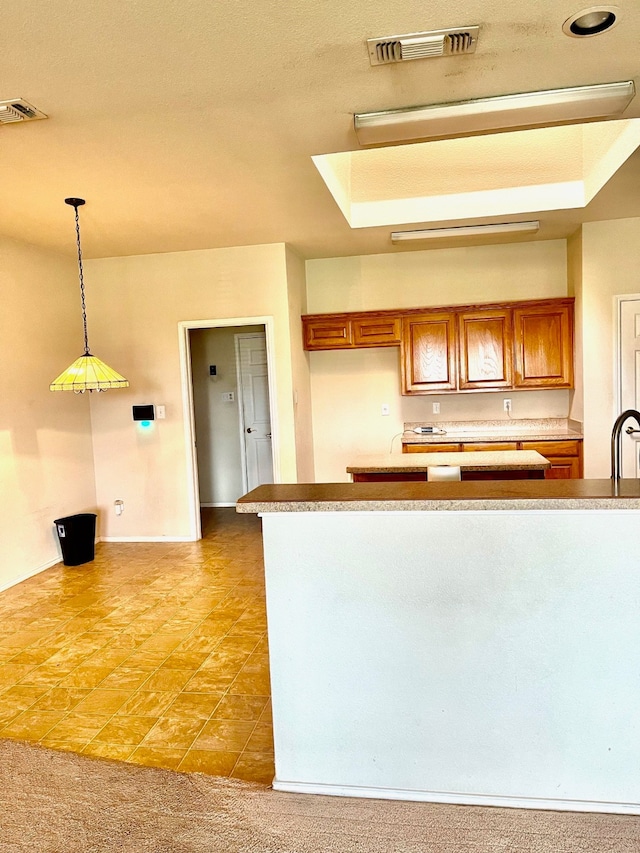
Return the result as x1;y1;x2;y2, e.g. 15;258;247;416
0;508;274;783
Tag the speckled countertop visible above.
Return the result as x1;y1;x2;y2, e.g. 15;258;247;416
402;417;583;445
347;451;550;472
236;479;640;513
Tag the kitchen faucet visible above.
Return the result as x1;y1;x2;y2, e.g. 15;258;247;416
611;409;640;482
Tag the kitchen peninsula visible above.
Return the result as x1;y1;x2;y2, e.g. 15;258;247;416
347;450;550;481
237;479;640;815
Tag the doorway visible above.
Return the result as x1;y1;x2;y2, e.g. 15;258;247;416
179;317;279;541
616;295;640;477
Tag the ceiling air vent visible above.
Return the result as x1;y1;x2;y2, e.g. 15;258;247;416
0;98;47;125
367;27;479;66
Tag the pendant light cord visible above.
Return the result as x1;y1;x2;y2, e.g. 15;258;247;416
72;203;90;356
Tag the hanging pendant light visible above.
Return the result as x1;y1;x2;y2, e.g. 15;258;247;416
50;198;129;393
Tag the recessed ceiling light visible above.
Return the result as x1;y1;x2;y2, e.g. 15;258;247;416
563;6;620;37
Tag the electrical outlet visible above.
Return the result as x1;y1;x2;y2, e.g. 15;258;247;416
432;402;440;414
381;404;390;416
503;398;512;413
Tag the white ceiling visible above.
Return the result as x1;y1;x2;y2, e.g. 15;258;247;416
1;0;640;260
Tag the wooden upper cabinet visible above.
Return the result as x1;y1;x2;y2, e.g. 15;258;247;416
352;315;402;347
402;312;457;393
303;316;353;350
458;309;513;390
513;302;574;388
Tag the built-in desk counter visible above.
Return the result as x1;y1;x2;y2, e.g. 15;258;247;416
237;478;640;814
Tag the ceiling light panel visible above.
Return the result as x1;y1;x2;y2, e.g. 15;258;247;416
391;222;540;243
354;81;635;146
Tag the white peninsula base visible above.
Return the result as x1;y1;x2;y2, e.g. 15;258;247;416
255;508;640;815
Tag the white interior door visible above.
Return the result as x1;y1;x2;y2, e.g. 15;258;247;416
619;298;640;477
237;333;274;492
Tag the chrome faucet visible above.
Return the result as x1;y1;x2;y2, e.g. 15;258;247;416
611;409;640;481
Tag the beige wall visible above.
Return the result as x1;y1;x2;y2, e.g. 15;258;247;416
85;243;300;539
578;217;640;477
285;246;315;482
306;240;571;482
0;236;96;589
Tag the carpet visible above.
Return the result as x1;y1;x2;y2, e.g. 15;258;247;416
0;740;639;852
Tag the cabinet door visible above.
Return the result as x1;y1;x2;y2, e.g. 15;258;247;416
543;457;581;479
458;309;513;390
352;316;402;347
519;439;583;478
402;313;457;393
303;317;352;350
513;303;573;388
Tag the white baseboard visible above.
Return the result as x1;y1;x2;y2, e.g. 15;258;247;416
100;536;195;543
0;555;61;593
200;502;236;508
272;780;640;816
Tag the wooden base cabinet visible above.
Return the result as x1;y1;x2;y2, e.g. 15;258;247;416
404;439;583;479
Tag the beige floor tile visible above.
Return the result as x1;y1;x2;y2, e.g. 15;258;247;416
245;721;274;752
212;695;269;721
31;687;91;712
142;716;206;749
47;716;122;744
142;669;194;692
231;751;275;785
58;665;115;689
93;715;158;745
0;508;272;784
128;747;187;770
165;692;224;719
116;690;180;717
193;719;256;752
98;668;153;690
82;742;136;762
178;749;240;776
71;689;131;716
1;709;67;739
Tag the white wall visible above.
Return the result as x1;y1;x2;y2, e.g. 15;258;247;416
0;236;96;589
263;508;640;812
190;325;263;505
306;240;571;482
85;243;302;539
578;217;640;477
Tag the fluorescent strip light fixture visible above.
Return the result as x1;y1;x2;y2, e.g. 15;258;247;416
355;80;635;146
391;221;540;243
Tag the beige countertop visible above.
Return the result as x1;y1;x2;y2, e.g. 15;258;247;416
347;450;550;472
402;417;583;445
237;479;640;513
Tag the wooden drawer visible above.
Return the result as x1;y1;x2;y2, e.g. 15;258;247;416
352;316;401;347
462;442;519;452
403;443;461;453
519;440;580;457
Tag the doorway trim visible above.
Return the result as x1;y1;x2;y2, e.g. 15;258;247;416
178;316;280;541
615;294;640;413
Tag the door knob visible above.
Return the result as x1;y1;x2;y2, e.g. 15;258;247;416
246;427;254;433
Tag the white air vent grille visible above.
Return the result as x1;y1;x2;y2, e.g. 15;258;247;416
367;27;479;66
0;98;47;124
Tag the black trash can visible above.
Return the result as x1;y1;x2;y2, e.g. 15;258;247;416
54;513;97;566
